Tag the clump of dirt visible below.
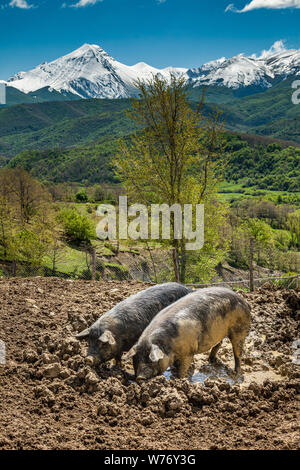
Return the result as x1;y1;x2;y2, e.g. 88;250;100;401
0;278;299;450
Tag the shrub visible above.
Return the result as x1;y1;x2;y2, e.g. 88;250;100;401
57;208;95;244
75;190;89;203
93;185;105;202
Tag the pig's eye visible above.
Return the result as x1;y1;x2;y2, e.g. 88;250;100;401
98;339;110;348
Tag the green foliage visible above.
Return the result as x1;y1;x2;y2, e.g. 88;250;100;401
14;229;47;266
1;78;299;159
113;74;228;282
220;77;300;142
75;190;89;203
0;85;298;192
0;98;133;157
286;211;300;248
7;138;119;183
57;207;95;244
104;242;119;254
243;218;273;244
273;273;299;289
5;131;299;192
93;185;105;202
0;86;79;109
224;134;300;192
227;196;300;273
104;263;129;280
184;248;226;284
274;230;293;251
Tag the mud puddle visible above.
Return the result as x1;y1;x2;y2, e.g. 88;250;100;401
163;363;239;385
163;363;284;386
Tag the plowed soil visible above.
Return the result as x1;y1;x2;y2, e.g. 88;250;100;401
0;278;299;450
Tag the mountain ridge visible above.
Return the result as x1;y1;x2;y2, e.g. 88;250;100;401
2;41;300;100
0;76;299;160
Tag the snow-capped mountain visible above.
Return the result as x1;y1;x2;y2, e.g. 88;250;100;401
6;44;187;99
187;41;300;91
4;41;300;100
187;54;274;90
264;48;300;78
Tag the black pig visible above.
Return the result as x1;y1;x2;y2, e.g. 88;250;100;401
76;282;191;365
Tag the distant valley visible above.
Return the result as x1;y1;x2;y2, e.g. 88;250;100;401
0;42;299;190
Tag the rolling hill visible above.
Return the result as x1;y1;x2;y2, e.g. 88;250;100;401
5;130;299;192
0;98;134;157
0;78;299;160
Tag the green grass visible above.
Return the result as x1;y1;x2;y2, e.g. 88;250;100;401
43;245;88;276
218;181;300;204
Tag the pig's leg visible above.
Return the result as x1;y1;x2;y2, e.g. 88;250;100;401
229;334;246;375
176;355;193;378
114;353;122;367
209;341;222;364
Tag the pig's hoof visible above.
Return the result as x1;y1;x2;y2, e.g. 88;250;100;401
227;368;237;379
124;371;135;381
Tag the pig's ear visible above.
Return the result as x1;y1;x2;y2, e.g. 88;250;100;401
149;344;165;363
99;330;116;346
123;344;137;361
75;328;90;340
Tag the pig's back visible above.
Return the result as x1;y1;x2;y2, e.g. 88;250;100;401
101;282;191;327
141;287;250;335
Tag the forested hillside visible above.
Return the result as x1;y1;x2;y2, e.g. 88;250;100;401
0;79;300;159
0;98;133;157
5;133;300;191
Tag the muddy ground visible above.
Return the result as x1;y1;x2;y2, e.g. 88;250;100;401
0;278;299;450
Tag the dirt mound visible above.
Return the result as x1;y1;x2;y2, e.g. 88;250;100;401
0;278;299;450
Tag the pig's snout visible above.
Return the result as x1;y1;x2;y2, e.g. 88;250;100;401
85;355;95;366
136;375;148;383
135;365;155;381
86;352;101;366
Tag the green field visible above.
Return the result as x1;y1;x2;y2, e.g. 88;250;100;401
218;181;300;204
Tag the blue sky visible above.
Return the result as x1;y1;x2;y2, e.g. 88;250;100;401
1;0;300;79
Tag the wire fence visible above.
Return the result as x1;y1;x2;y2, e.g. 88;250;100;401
0;244;299;291
186;274;299;290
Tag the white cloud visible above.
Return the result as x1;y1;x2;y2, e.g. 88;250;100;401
65;0;165;6
226;0;300;13
9;0;33;8
250;40;287;58
68;0;103;7
259;40;287;58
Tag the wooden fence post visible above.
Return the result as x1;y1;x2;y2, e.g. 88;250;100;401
172;248;180;283
91;248;96;281
11;261;16;277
